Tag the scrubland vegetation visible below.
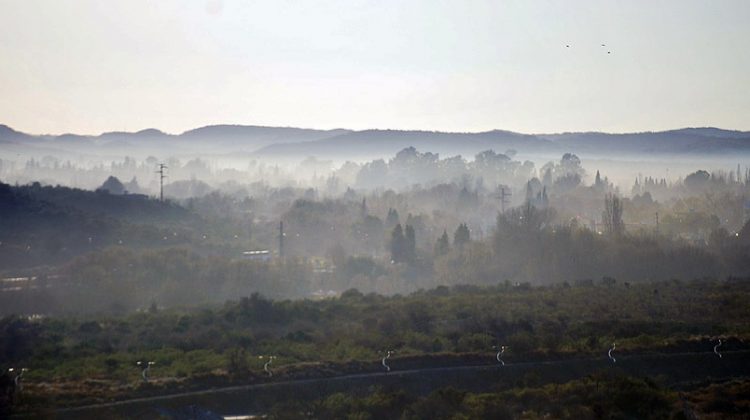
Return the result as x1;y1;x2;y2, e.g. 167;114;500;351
2;278;749;414
2;148;750;416
267;376;750;419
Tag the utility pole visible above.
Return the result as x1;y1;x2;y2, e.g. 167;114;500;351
655;212;660;235
497;186;512;214
156;163;167;202
278;221;284;258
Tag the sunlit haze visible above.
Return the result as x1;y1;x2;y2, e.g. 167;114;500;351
4;3;750;418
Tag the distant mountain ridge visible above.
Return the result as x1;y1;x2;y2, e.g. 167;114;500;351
253;129;554;158
1;123;749;158
254;126;750;158
0;124;353;157
0;124;33;143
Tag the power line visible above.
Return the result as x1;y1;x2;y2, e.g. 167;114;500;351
496;186;512;214
156;163;167;202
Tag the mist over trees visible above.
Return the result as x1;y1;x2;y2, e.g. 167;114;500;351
3;129;750;418
3;0;750;412
2;143;750;315
2;118;750;320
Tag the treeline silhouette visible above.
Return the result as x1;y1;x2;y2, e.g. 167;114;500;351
435;203;750;287
3;178;750;314
0;181;196;269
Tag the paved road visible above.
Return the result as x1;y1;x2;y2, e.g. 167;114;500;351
36;349;750;419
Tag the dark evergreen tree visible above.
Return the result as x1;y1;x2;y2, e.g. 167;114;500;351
435;230;450;256
454;223;471;247
404;224;416;263
386;208;400;228
98;176;126;195
594;170;603;188
123;177;142;194
390;224;405;263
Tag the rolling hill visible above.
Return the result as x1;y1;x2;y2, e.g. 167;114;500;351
1;123;749;160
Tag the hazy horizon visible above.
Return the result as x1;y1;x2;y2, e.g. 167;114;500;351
2;0;749;135
3;120;750;138
3;3;750;416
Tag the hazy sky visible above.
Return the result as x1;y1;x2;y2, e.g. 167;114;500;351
1;0;749;135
